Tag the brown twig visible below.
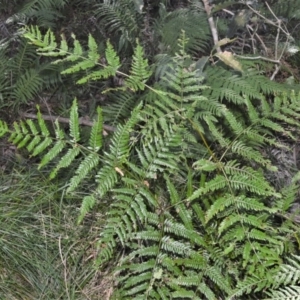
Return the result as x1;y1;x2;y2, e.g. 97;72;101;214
202;0;221;53
21;112;116;135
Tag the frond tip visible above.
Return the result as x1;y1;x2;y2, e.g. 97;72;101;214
77;195;96;224
125;41;152;91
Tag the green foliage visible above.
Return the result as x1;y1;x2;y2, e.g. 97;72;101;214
23;25;152;89
18;0;68;29
153;4;211;55
125;41;152;91
230;255;300;299
0;168;101;299
94;0;144;52
1;26;300;299
0;98;102;196
0;37;61;109
264;255;300;299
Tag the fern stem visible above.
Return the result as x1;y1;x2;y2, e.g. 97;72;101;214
188;118;217;163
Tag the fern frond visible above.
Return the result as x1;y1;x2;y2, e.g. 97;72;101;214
94;0;143;51
154;6;210;55
165;174;194;230
0;120;9;137
77;195;96;224
88;106;103;151
77;40;121;84
38;120;65;168
204;266;232;295
96;102;142;197
10;24;300;300
265;285;300;300
23;26;151;93
49;146;81;179
97;187;153;265
137;130;181;178
125;42;152;91
271;255;300;289
102;90;138;125
186;175;227;202
23;26;58;52
19;0;67;28
205;194;277;224
67;153;100;193
11;69;44;103
229;275;271;298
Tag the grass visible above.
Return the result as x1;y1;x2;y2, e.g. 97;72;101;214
0;164;108;299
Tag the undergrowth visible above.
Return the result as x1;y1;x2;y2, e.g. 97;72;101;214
0;164;105;299
1;26;300;299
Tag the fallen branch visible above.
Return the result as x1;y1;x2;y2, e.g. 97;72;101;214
202;0;221;53
21;112;116;136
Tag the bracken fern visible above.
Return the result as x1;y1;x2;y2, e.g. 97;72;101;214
1;26;300;299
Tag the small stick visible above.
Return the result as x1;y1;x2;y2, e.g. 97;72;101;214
21;112;116;135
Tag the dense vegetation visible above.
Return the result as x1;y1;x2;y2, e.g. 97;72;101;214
1;0;300;299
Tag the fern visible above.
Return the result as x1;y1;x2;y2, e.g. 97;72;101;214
18;0;68;29
23;25;152;90
95;102;142;198
153;5;211;55
125;41;152;91
102;90;139;125
2;26;300;299
0;98;102;192
0;37;61;109
94;0;144;52
230;255;300;299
